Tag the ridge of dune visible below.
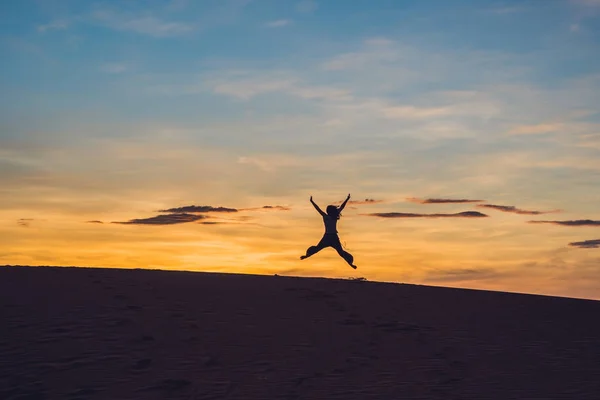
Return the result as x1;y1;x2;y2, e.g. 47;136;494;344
2;265;599;399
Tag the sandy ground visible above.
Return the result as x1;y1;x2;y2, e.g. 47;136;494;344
1;266;599;399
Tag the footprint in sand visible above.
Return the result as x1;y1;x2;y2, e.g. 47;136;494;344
150;378;192;393
374;321;429;333
339;317;366;326
133;358;152;370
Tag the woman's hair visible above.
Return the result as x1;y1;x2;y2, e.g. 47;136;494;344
326;205;341;220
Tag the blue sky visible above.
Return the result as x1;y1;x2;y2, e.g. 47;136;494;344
1;0;600;299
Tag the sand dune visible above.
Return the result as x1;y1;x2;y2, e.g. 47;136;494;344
1;266;599;399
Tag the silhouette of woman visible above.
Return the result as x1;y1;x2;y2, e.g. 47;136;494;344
300;194;357;269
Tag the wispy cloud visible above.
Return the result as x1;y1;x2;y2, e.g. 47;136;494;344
477;204;561;215
212;78;296;100
528;219;600;226
262;205;289;210
407;198;483;204
37;20;68;32
572;0;600;7
92;10;194;37
367;211;488;218
265;19;291;28
332;198;384;206
569;239;600;248
423;268;504;283
237;156;279;171
99;63;127;74
235;154;309;172
508;123;563;135
167;0;190;11
296;0;318;13
113;213;206;225
484;6;523;15
158;205;238;213
382;106;450;119
86;220;104;224
349;198;384;205
17;218;34;227
242;205;291;211
206;74;352;102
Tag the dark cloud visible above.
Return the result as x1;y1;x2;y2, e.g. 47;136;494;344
260;205;291;210
86;220;104;224
160;204;291;213
159;205;237;213
528;220;600;227
17;218;34;227
569;239;600;249
407;197;483;204
334;198;384;206
478;204;560;215
110;203;289;228
423;268;503;283
240;205;291;211
113;213;206;225
367;211;488;218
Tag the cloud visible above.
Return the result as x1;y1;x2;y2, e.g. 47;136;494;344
212;78;296;100
109;204;289;227
92;10;194;37
86;1;250;38
333;198;384;206
349;198;384;205
407;198;483;204
107;199;291;227
296;0;318;13
569;239;600;248
167;0;189;11
508;123;563;135
207;74;353;103
113;213;206;225
484;6;523;15
477;204;561;215
99;63;127;74
321;40;398;71
239;205;292;211
86;220;104;224
423;268;503;283
572;0;600;6
367;211;488;218
528;220;600;226
235;153;314;172
17;218;34;227
382;106;450;119
37;21;68;32
237;156;276;171
265;19;291;28
260;205;291;210
158;205;238;213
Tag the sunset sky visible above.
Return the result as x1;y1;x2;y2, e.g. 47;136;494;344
2;0;600;299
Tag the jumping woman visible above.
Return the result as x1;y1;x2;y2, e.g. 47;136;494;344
300;194;357;269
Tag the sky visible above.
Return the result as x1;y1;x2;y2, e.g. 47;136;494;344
1;0;600;300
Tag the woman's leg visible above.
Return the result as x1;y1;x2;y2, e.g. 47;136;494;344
300;246;322;259
333;240;356;268
300;238;327;259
